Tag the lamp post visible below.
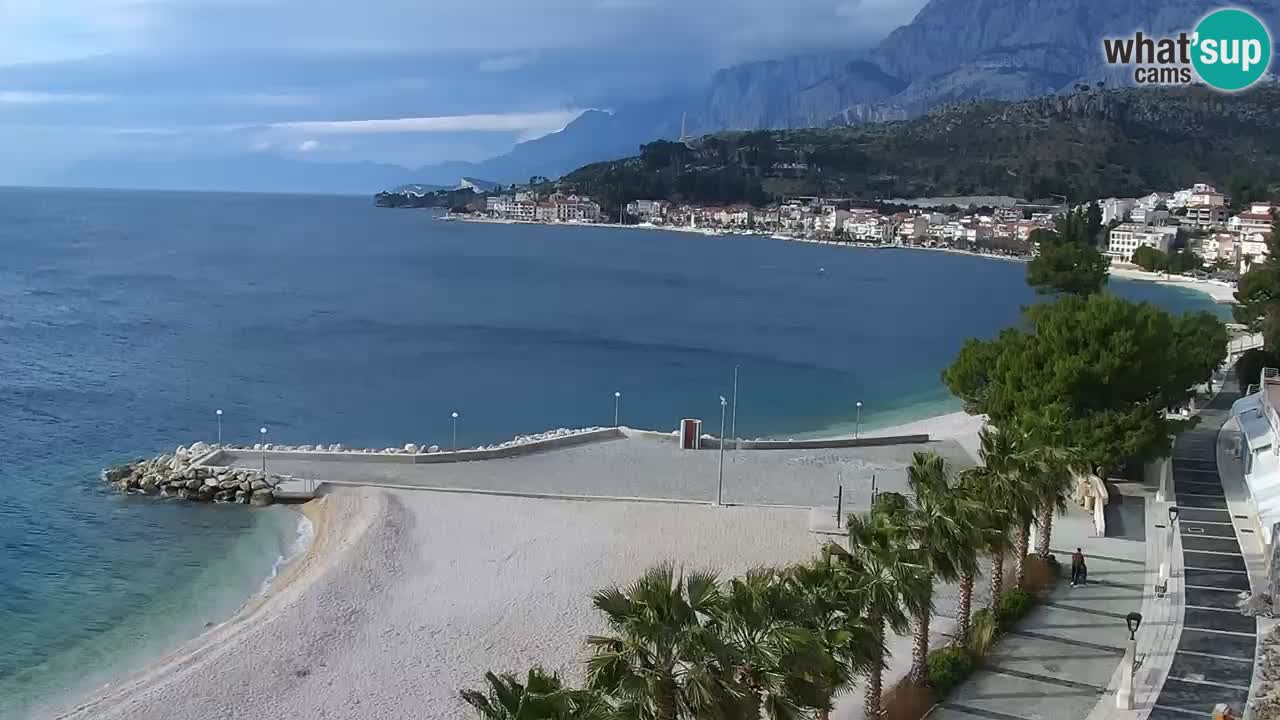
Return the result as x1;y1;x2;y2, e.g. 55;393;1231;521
716;395;727;507
855;401;863;439
614;391;621;427
1116;612;1142;709
451;412;459;451
259;427;267;477
1160;506;1180;584
216;409;223;445
731;364;740;450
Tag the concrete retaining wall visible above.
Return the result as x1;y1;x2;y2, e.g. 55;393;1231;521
698;434;930;450
200;427;627;467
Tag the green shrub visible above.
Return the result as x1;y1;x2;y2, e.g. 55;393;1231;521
969;608;999;658
926;645;976;697
997;590;1034;628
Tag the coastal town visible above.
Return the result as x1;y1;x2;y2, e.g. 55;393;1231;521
442;181;1272;279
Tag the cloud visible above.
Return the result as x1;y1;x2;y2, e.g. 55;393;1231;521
273;110;583;136
297;138;319;152
0;90;110;104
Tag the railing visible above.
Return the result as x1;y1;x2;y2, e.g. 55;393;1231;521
1261;368;1280;452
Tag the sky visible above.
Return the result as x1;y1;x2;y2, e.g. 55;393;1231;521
0;0;928;184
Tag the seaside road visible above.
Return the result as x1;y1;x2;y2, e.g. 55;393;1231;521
217;435;976;508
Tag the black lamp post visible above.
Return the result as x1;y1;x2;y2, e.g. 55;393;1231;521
1126;611;1143;641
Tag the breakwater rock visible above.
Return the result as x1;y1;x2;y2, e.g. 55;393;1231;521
103;443;279;506
215;426;612;456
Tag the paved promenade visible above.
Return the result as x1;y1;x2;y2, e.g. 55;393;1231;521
929;384;1263;720
218;435;975;508
1148;386;1258;718
927;509;1147;720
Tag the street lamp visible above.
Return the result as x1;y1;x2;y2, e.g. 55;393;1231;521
855;401;863;439
1117;612;1142;709
259;427;268;476
716;395;727;507
1160;505;1180;584
216;409;223;445
731;364;740;450
614;391;622;427
1126;612;1142;640
451;411;459;451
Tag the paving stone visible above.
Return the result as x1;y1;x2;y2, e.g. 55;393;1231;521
1184;567;1252;592
1183;550;1247;572
1183;607;1258;635
1180;535;1243;554
1185;586;1245;610
1177;628;1256;660
1173;481;1225;497
1155;678;1249;715
1167;650;1255;687
1177;507;1233;523
1179;521;1237;538
1178;495;1229;510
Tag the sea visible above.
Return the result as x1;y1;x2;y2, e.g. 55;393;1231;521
0;187;1227;718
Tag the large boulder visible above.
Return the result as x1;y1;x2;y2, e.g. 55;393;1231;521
184;478;203;490
250;479;271;491
218;478;240;490
250;489;275;507
203;477;221;488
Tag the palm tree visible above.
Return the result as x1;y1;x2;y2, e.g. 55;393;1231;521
718;567;825;720
461;667;606;720
885;452;980;685
966;426;1036;611
953;470;1009;644
1020;411;1085;560
829;502;929;720
586;563;738;720
784;559;880;720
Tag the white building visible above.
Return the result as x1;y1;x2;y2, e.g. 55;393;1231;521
554;195;601;222
1229;211;1274;236
1106;223;1179;263
625;200;667;221
1240;231;1271;269
1100;198;1136;224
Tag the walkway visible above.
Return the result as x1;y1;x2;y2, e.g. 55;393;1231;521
928;384;1263;720
926;510;1147;720
1149;386;1258;718
216;435;975;508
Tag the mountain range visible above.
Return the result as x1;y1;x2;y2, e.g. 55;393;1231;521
563;85;1280;209
53;0;1280;195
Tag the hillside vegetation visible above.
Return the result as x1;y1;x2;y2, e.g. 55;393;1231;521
562;86;1280;211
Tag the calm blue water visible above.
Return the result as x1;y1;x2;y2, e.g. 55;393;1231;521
0;187;1224;717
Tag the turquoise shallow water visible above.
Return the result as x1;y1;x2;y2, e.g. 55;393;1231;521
0;187;1224;718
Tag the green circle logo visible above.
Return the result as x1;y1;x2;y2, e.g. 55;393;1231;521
1193;8;1272;91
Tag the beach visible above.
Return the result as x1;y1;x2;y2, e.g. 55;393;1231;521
54;490;834;720
51;407;988;720
1108;264;1238;304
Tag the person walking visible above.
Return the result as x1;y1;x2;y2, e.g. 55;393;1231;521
1071;548;1087;587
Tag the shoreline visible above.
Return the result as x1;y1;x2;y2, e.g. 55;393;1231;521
448;216;1237;306
50;503;330;720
